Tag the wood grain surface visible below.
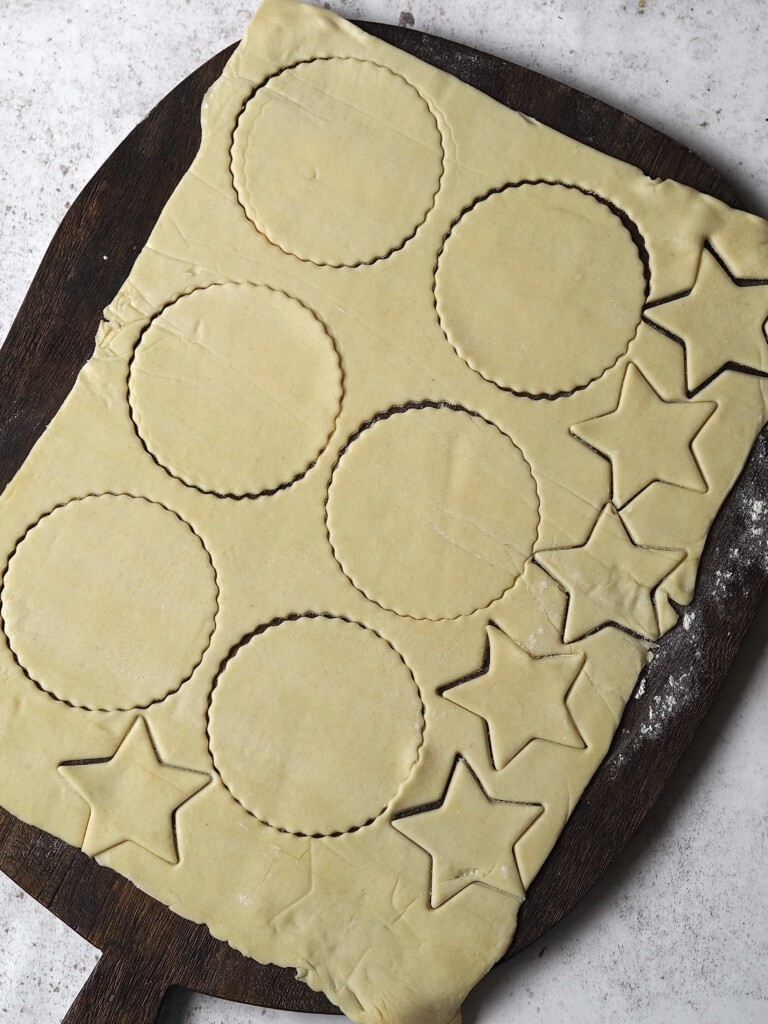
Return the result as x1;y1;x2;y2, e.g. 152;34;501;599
0;20;764;1024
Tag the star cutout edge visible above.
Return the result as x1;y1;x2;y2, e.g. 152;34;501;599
59;717;210;863
534;503;683;643
643;242;768;394
571;362;716;508
441;623;585;770
392;756;543;908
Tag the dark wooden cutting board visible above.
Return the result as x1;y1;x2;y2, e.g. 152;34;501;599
0;19;765;1024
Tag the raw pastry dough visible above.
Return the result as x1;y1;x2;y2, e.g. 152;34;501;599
231;56;444;266
0;2;766;1023
1;494;218;711
434;182;648;397
207;614;424;836
129;282;343;496
326;405;540;619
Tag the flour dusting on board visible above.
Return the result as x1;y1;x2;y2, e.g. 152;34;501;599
618;448;768;764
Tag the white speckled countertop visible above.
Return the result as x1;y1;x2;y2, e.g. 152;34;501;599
0;2;766;1022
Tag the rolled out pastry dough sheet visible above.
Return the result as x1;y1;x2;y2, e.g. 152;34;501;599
0;2;766;1022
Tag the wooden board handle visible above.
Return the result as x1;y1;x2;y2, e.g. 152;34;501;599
61;949;171;1024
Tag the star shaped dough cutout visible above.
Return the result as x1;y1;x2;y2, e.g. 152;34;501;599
535;504;683;643
572;363;716;508
442;624;585;770
59;718;209;862
392;758;542;908
644;245;768;392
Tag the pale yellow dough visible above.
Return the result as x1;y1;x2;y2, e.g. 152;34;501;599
326;405;540;619
129;282;343;496
207;615;424;836
434;182;648;397
1;494;218;710
231;56;444;267
0;2;766;1024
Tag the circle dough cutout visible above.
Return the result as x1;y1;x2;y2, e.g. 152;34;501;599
435;183;647;397
129;284;342;496
326;406;539;620
208;616;423;835
1;495;218;711
231;58;444;266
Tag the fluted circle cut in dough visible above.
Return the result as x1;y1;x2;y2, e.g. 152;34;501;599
326;406;540;620
208;616;424;836
435;183;647;397
129;284;343;497
231;58;444;266
1;495;218;710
